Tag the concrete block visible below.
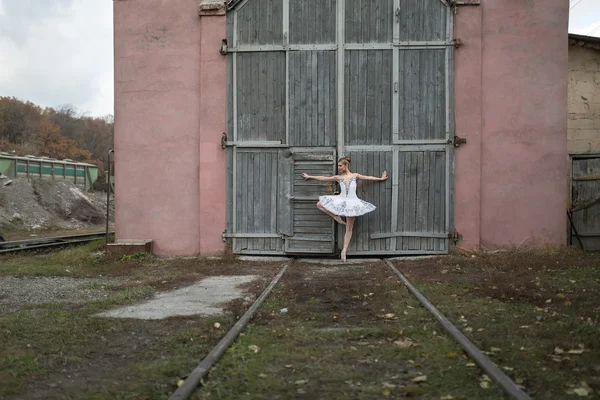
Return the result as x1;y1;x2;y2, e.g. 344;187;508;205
568;118;594;129
198;0;226;16
568;103;590;115
107;240;153;257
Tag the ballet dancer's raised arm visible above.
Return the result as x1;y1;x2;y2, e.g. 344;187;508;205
355;171;388;181
301;173;339;182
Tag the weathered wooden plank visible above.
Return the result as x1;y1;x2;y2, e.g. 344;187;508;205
398;0;448;42
277;151;294;237
433;151;445;251
345;0;393;43
237;0;283;45
416;152;426;250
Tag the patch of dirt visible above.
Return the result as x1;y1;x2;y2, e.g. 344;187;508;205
395;249;600;308
0;178;111;236
255;260;400;326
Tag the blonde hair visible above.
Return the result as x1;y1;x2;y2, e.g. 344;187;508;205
338;156;351;166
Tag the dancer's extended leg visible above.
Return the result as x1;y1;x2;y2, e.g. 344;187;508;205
317;202;346;225
341;217;355;262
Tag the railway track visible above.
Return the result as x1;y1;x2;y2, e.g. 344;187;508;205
0;232;113;254
170;258;532;400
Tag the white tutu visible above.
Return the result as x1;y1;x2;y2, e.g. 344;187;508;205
318;177;376;217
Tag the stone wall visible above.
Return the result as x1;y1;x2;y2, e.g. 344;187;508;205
568;45;600;154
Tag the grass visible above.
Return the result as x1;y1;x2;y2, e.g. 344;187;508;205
2;244;599;399
199;262;505;399
0;243;280;399
395;248;600;399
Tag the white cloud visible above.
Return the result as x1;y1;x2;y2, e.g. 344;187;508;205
569;1;600;37
0;0;113;117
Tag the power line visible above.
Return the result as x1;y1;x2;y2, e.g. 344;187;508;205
589;24;600;36
570;0;586;11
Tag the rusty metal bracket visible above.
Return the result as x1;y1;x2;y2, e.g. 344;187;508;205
453;136;467;147
221;133;227;149
453;38;463;48
447;231;462;244
219;39;228;55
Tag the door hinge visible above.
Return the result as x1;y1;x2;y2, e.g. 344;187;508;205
220;39;228;56
222;230;227;242
447;230;462;244
453;136;467;147
453;38;463;48
221;132;227;149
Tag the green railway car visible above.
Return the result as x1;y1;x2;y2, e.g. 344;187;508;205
0;153;98;189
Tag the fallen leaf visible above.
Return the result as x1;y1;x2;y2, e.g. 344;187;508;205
383;382;397;389
445;352;457;359
412;375;427;383
481;375;491;382
466;362;476;367
554;347;565;355
258;374;268;378
568;348;585;355
177;379;185;387
394;338;416;348
565;301;572;306
503;366;514;371
570;280;577;284
285;364;293;368
295;380;308;385
382;389;391;397
546;299;552;304
384;313;395;319
477;328;485;332
557;293;566;299
464;327;473;333
248;345;260;353
213;322;221;329
573;388;589;397
480;381;490;389
490;347;501;353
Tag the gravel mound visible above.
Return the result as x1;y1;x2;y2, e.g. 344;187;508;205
0;178;111;233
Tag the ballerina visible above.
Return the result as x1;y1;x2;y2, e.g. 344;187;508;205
301;156;388;262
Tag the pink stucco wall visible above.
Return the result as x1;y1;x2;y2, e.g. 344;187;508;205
114;0;226;256
114;0;568;255
454;0;569;249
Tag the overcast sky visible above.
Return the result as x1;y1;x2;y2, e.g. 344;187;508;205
0;0;598;117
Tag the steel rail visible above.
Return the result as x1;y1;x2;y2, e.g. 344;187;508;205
0;232;113;254
169;261;291;400
384;259;531;400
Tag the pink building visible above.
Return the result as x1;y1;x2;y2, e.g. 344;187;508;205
114;0;568;257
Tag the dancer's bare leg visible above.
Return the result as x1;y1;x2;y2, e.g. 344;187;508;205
341;217;355;262
317;202;346;225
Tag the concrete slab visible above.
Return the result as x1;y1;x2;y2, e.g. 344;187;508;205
237;256;291;262
96;275;258;320
298;258;380;265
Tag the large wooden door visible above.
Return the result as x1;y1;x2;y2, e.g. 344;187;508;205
225;0;454;256
571;157;600;251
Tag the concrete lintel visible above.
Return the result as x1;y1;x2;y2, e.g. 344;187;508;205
198;0;226;16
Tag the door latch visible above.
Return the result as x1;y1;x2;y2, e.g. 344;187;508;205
221;132;227;149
